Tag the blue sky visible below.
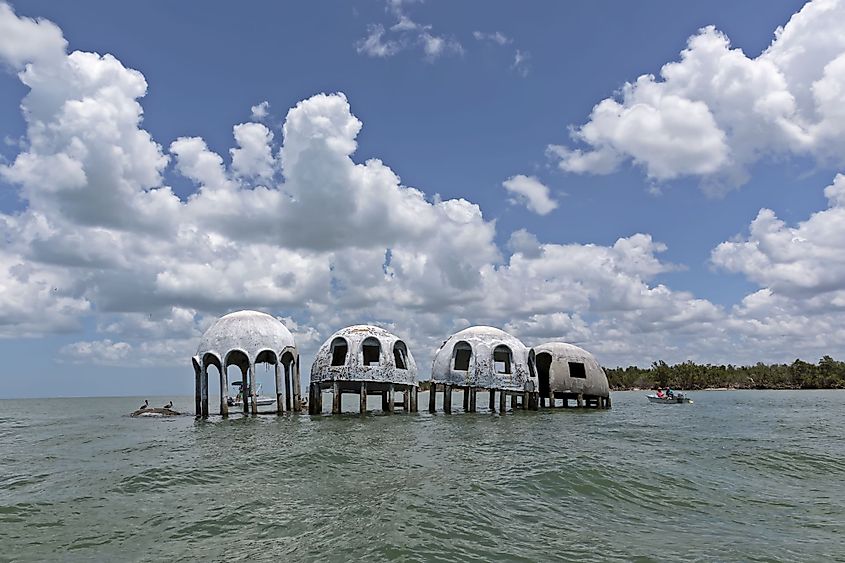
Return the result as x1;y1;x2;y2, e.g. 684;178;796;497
1;0;844;398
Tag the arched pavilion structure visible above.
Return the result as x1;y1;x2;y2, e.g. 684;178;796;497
191;310;300;417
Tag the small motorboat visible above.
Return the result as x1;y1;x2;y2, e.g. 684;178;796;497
646;392;693;404
227;381;275;407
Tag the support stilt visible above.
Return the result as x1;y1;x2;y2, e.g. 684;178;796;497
463;387;470;412
201;366;209;418
195;367;202;418
308;383;318;415
360;382;367;415
489;388;496;413
469;387;477;413
577;393;584;408
444;385;452;413
274;362;283;415
293;357;302;412
332;381;341;414
250;363;258;415
387;384;395;413
428;383;437;413
220;365;229;417
499;389;507;413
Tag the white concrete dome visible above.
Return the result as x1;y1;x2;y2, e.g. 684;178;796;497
310;325;417;385
431;326;535;391
531;342;609;398
195;310;297;368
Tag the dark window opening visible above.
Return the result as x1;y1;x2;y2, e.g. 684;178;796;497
569;361;587;378
393;341;408;370
453;342;471;371
330;338;348;366
494;345;512;374
537;352;552;397
362;338;381;366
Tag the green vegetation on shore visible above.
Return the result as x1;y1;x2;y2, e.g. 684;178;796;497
606;356;845;390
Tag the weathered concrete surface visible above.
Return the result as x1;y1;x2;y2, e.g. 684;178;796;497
311;325;418;385
532;342;609;398
194;310;297;368
430;326;536;391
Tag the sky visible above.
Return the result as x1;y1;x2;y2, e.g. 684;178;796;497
1;0;845;398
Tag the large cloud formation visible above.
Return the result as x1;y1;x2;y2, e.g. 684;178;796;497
550;0;845;192
0;1;843;372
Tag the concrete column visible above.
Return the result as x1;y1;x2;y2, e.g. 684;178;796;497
387;384;395;413
332;381;341;414
250;363;258;415
220;364;229;417
499;390;507;413
293;355;302;412
200;364;209;418
428;383;437;413
241;366;249;414
489;388;496;413
284;362;292;412
195;366;202;418
360;382;367;415
443;384;452;413
275;361;284;414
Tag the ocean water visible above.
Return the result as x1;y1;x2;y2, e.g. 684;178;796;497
1;390;843;562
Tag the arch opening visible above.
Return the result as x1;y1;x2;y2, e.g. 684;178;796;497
255;349;278;366
393;341;408;370
362;337;381;366
537;352;552;399
453;341;472;371
493;345;513;375
330;337;348;366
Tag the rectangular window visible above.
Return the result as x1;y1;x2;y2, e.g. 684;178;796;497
394;348;407;370
362;343;380;366
331;343;348;366
454;348;471;371
494;349;512;374
569;361;586;378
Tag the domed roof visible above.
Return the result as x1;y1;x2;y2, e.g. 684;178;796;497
533;342;595;359
431;325;534;390
531;341;609;397
196;310;296;365
311;324;417;385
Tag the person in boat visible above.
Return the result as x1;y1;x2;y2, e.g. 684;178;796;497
140;399;149;410
656;388;665;398
163;400;173;409
666;387;674;397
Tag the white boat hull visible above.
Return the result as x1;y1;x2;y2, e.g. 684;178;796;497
646;394;693;404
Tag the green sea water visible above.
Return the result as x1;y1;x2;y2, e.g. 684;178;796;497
1;390;843;562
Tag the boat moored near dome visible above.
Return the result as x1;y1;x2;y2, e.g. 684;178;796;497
192;310;301;417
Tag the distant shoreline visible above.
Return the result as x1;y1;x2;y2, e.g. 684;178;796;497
611;386;844;392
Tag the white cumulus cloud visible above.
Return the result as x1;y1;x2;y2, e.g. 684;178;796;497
550;0;845;192
502;175;558;215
